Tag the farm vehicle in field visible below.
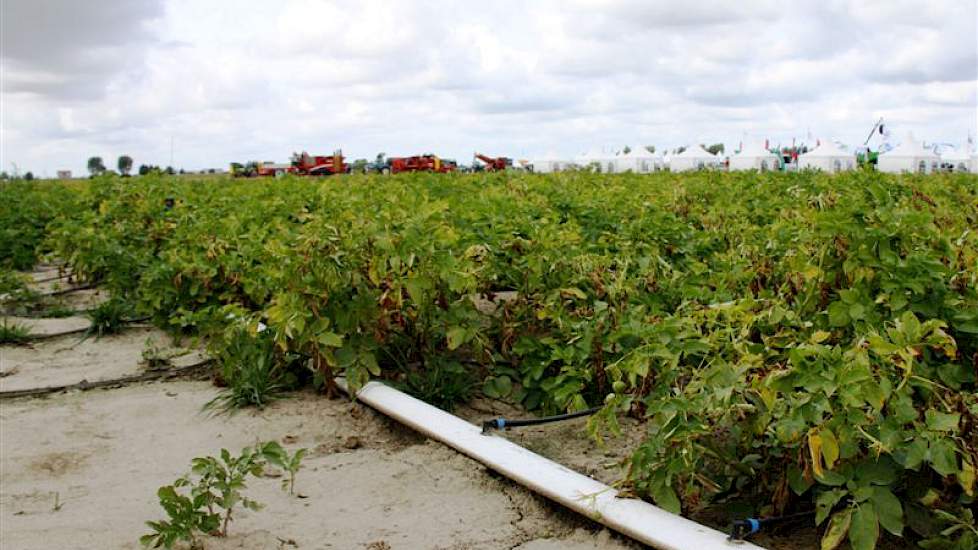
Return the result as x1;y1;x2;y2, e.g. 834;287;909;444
473;153;512;172
230;162;258;177
363;153;391;174
363;154;458;174
290;150;348;175
389;154;457;174
230;150;348;177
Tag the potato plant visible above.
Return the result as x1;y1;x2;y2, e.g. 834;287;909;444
25;169;978;550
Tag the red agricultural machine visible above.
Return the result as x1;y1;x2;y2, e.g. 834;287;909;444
384;154;457;174
230;150;347;177
473;153;512;172
290;150;347;175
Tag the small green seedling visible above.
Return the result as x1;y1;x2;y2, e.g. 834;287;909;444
259;441;308;496
141;483;219;549
142;443;278;549
191;447;265;538
141;337;187;370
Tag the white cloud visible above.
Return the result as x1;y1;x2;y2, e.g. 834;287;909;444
1;0;975;176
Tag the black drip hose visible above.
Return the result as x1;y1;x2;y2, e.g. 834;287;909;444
729;510;815;541
481;406;602;434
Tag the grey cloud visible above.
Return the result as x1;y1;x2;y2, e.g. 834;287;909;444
475;93;574;114
2;0;976;176
870;54;978;85
1;0;165;99
568;0;780;30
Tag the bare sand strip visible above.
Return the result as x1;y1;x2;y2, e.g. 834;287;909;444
0;382;639;549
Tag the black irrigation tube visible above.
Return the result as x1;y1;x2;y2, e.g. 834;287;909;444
2;317;155;341
26;327;90;340
38;283;98;297
728;510;816;542
0;359;213;400
481;406;603;433
0;309;85;319
30;273;72;284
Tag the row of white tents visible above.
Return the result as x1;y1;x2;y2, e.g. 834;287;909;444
530;136;977;175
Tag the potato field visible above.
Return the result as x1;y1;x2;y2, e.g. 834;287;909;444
2;170;976;550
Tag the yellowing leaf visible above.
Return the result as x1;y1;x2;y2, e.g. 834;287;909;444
446;327;468;350
318;332;343;348
809;430;825;478
960;460;976;496
821;508;852;550
821;428;840;470
559;287;587;300
811;330;831;344
758;386;777;411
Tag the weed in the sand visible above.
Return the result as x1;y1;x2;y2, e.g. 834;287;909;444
0;320;31;344
259;441;308;496
141;442;304;548
85;297;131;338
141;337;181;371
206;323;294;413
38;305;80;318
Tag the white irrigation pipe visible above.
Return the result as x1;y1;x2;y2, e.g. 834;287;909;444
335;378;765;550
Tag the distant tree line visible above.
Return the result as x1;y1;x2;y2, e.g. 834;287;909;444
86;155;177;177
0;171;34;181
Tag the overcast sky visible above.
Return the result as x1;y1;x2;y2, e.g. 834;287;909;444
2;0;976;175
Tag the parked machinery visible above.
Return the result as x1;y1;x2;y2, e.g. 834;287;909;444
229;162;258;177
230;150;347;177
384;154;457;174
364;153;390;174
473;153;512;172
290;150;348;175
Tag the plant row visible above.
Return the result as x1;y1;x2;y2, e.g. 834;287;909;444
11;170;978;550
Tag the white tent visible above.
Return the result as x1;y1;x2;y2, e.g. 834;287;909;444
577;149;617;173
877;134;940;174
729;141;780;172
972;151;978;174
531;153;575;174
614;146;663;173
798;140;857;173
669;145;720;172
939;146;972;173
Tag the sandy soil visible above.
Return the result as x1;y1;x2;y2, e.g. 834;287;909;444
1;382;641;550
2;271;639;550
27;266;69;284
0;327;205;391
54;288;111;312
0;272;793;549
2;315;92;338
